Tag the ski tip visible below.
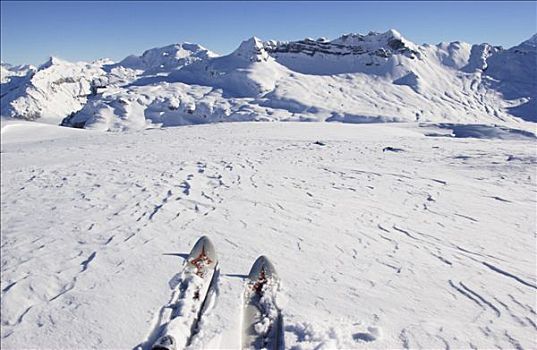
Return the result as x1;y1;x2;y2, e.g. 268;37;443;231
248;255;277;281
196;235;212;244
187;235;218;264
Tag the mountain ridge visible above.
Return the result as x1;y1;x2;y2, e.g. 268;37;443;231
1;29;535;130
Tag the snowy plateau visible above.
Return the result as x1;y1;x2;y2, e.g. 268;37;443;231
1;29;536;350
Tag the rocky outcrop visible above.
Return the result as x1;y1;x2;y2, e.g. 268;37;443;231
265;30;420;61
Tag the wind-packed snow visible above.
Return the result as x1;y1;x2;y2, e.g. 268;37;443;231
2;30;536;129
1;121;536;349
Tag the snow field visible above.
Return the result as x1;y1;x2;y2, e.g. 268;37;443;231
1;122;535;349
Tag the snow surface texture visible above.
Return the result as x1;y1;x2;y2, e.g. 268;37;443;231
1;121;536;349
1;30;537;128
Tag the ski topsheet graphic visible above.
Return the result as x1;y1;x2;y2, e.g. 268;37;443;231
152;236;218;350
242;256;284;350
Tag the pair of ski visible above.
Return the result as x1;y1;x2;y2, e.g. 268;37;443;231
151;236;283;350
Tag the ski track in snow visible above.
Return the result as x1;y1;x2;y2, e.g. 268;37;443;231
1;122;536;349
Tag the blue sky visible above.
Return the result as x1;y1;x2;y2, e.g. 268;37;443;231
1;1;536;65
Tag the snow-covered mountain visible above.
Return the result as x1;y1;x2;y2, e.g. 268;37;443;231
2;30;536;129
1;62;36;84
116;43;217;75
169;37;287;97
484;34;537;120
264;29;421;75
1;57;107;124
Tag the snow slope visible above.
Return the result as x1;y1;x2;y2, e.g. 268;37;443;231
61;82;277;131
1;122;535;349
485;34;537;121
170;37;286;98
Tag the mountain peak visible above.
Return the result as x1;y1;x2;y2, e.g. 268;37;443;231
117;42;217;73
383;28;402;40
521;33;537;47
331;29;416;52
40;56;68;69
232;36;269;62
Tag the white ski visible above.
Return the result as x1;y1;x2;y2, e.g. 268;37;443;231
152;236;218;350
241;255;283;350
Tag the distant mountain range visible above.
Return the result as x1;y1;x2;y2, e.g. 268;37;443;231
1;30;535;131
